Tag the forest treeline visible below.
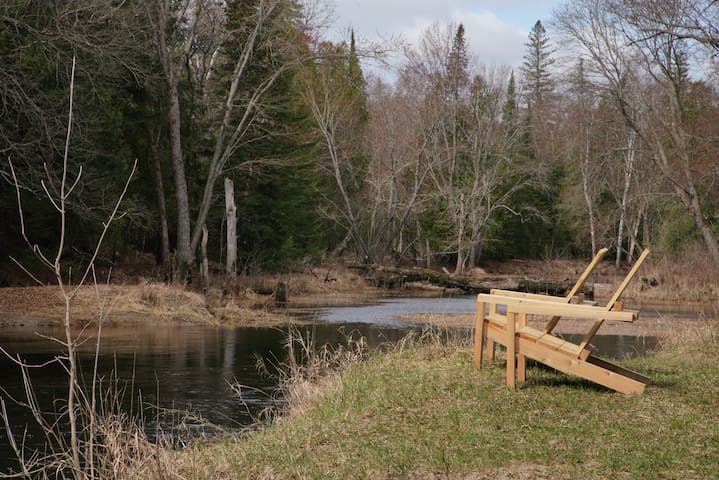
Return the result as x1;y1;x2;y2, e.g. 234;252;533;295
1;0;718;284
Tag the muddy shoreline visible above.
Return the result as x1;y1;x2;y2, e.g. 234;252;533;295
1;272;716;338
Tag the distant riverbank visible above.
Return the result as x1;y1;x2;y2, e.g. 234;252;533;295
1;257;716;330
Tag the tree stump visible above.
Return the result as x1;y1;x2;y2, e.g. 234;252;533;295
274;281;289;307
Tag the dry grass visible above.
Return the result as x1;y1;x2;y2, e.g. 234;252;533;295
0;282;298;327
622;251;719;302
1;256;715;329
481;251;719;304
231;265;372;296
266;328;368;416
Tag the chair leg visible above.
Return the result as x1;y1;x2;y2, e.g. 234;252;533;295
488;303;498;361
506;311;517;389
517;313;527;383
473;301;486;368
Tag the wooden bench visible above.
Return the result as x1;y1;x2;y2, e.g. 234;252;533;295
473;249;651;395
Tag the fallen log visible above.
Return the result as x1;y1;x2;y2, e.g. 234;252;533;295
348;264;592;297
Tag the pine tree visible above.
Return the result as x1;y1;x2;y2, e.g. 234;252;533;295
520;20;555;108
447;23;469;99
502;70;518;123
210;0;324;270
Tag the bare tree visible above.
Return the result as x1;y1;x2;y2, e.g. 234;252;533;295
612;0;719;52
366;76;432;262
564;59;600;255
554;0;719;267
300;41;372;260
406;24;530;273
1;0;151;222
3;56;140;478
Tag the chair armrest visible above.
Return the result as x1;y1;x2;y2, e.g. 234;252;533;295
489;289;566;302
477;293;638;322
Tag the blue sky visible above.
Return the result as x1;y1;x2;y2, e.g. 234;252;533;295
327;0;564;71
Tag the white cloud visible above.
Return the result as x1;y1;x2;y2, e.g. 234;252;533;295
324;0;559;75
329;0;559;63
452;10;527;68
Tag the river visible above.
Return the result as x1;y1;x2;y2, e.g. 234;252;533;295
0;295;703;473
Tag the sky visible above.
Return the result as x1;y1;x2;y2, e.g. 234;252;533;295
325;0;564;75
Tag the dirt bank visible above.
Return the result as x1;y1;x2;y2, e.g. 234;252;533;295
0;283;298;328
0;257;715;333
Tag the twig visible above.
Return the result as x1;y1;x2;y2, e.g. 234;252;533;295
8;256;46;286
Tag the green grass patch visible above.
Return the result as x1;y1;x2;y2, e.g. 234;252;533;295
185;330;719;479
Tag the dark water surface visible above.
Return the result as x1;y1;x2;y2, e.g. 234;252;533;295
0;295;696;472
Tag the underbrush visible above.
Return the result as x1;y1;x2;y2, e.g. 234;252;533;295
184;322;719;479
621;249;719;302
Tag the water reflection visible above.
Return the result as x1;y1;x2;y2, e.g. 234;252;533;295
0;322;409;472
1;294;695;473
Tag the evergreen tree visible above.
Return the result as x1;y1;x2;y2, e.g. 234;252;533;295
520;20;555;109
348;30;368;122
502;70;518;123
213;0;324;270
448;24;469;99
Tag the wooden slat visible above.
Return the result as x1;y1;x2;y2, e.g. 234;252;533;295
566;247;609;300
489;289;566;302
488;302;497;360
486;313;508;325
586;355;651;385
506;310;517;389
473;301;486;368
605;249;650;309
517;313;527;382
517;337;646;394
518;327;587;358
477;294;637;322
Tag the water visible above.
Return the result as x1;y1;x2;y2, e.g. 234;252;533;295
0;295;683;472
312;296;478;326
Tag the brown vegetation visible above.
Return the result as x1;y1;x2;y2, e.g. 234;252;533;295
1;255;716;333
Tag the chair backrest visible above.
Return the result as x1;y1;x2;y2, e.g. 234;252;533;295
604;249;650;310
565;247;608;301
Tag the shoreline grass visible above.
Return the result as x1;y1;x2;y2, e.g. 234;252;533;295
183;325;719;479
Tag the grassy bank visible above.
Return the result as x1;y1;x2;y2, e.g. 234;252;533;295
183;324;719;479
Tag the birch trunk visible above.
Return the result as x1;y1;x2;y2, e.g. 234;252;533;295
454;194;465;275
616;132;635;267
580;128;597;255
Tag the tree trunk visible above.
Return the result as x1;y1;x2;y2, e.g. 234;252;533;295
167;78;192;281
628;203;645;261
655;144;719;268
425;237;431;269
674;182;719;268
200;224;209;293
581;127;597;256
616;132;635;267
454;194;466;275
151;130;170;266
224;177;237;277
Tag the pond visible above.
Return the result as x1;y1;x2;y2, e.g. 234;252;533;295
0;295;697;473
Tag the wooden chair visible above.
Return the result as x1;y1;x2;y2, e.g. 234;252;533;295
473;249;651;395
